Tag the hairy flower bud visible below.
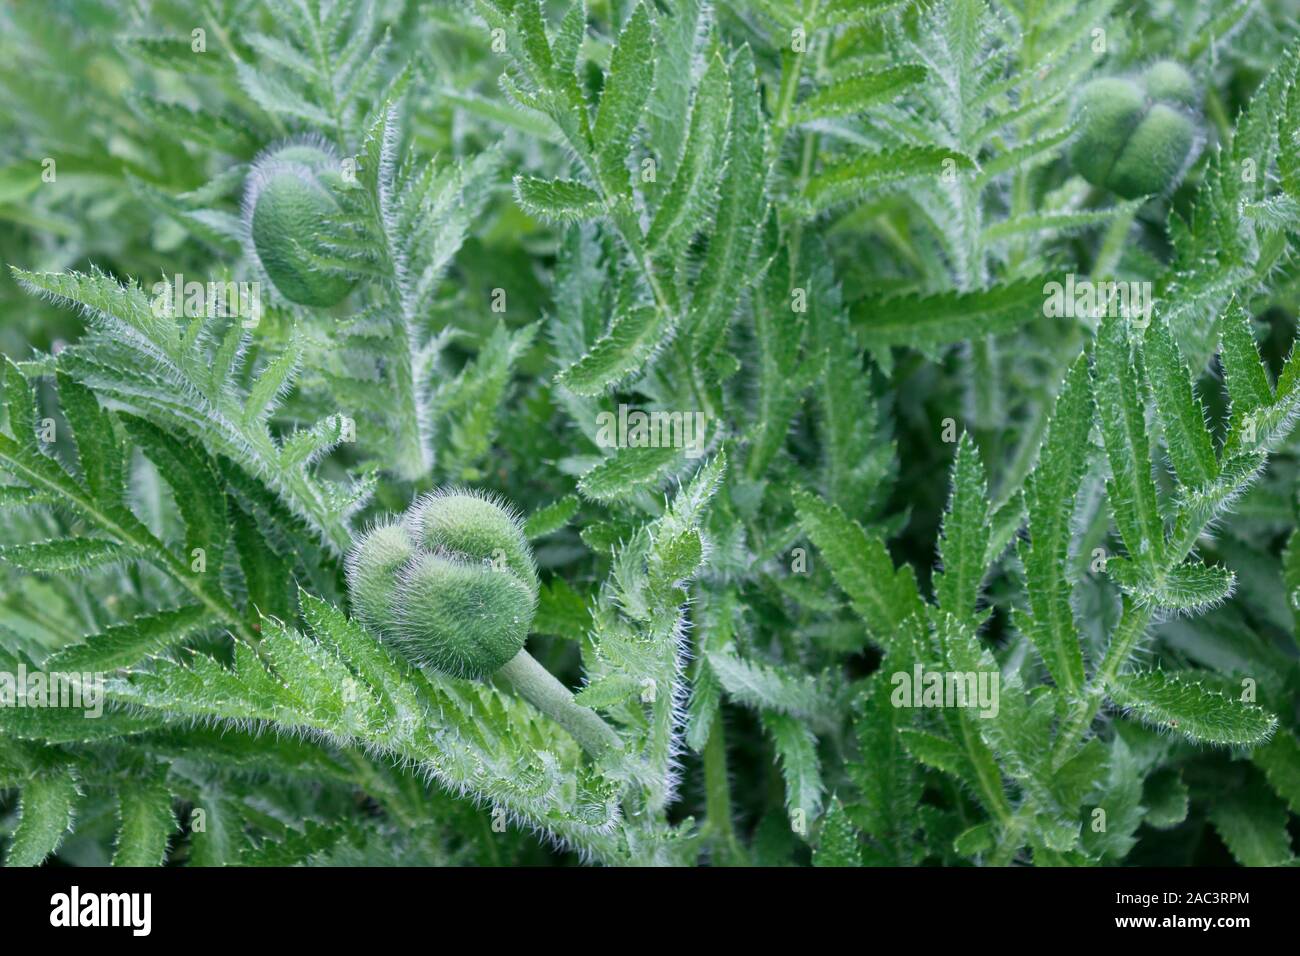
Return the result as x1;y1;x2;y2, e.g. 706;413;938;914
243;141;355;308
347;491;537;679
345;490;619;757
1070;61;1200;200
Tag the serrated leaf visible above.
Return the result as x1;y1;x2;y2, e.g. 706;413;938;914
1095;310;1165;571
648;50;730;262
514;176;603;223
762;710;824;822
113;778;176;867
1144;319;1217;488
1143;769;1189;830
1208;773;1294;866
592;3;654;194
793;65;925;123
813;799;862;866
803;147;973;212
850;275;1054;352
793;489;924;654
1253;729;1300;815
574;674;642;709
46;605;212;672
1113;559;1235;612
6;769;78;866
57;371;124;504
119;414;227;582
525;495;579;540
898;728;978;788
688;45;765;359
0;538;125;572
1016;356;1093;694
557;305;668;395
707;648;837;726
1110;671;1277;745
577;443;679;502
934;433;989;622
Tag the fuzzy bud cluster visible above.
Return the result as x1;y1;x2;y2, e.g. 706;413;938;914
1071;61;1202;200
346;490;539;680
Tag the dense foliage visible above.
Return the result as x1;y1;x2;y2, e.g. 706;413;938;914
1;0;1299;867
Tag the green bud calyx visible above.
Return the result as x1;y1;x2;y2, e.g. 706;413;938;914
243;141;355;308
1070;61;1200;200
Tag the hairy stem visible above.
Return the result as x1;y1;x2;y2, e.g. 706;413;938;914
497;649;622;758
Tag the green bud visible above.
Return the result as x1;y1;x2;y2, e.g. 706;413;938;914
405;490;539;600
1070;65;1200;200
1107;103;1198;201
344;522;415;637
1143;60;1198;109
394;551;534;679
346;490;620;756
243;146;355;309
347;490;538;680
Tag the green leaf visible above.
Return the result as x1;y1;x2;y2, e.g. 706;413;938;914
648;49;730;265
1144;319;1218;488
533;577;593;640
231;502;296;623
1219;300;1274;432
119;414;227;582
793;65;926;123
1113;559;1235;612
706;648;838;726
1080;736;1142;862
1094;311;1165;571
813;798;862;866
793;489;925;655
762;710;824;822
238;820;357;866
592;3;654;195
1110;671;1277;745
898;728;978;789
0;537;125;572
934;433;990;622
243;334;302;428
1208;773;1294;866
1143;769;1189;829
0;355;38;446
128;95;259;157
514;176;604;223
577;443;679;502
46;605;213;672
849;675;923;864
803;147;973;212
849;275;1054;352
524;495;580;540
983;204;1144;242
574;674;642;710
1016;353;1092;694
1253;729;1300;815
6;769;79;866
688;45;766;359
57;371;125;504
953;822;995;857
112;778;176;867
557;304;669;395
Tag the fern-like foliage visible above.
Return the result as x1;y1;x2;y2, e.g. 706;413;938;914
2;0;1300;870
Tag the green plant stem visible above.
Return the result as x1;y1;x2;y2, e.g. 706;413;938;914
702;716;743;863
497;649;622;758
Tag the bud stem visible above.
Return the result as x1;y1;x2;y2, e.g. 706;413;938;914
497;650;622;758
